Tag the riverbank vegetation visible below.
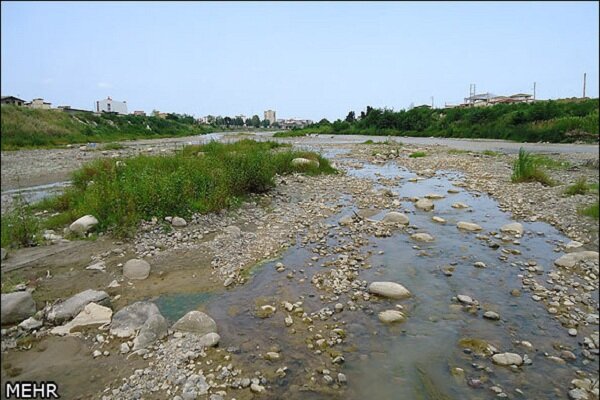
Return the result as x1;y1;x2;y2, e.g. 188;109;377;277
0;105;214;150
276;98;599;143
511;148;555;186
1;140;335;247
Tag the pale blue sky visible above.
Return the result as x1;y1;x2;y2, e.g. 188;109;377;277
2;1;598;120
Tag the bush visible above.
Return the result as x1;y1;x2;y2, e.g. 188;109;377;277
18;140;336;239
511;148;554;186
564;177;589;196
1;196;40;248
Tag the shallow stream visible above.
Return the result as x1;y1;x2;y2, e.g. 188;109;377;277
151;159;593;399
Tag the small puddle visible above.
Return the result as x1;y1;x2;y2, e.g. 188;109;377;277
153;160;592;399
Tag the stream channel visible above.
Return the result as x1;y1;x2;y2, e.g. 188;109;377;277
148;155;591;399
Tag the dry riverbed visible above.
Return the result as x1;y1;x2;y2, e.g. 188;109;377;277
1;141;599;400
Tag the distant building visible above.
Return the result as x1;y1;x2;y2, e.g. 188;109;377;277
277;118;313;129
132;110;146;116
264;110;276;124
26;98;52;109
462;92;534;107
57;106;93;114
1;96;26;106
152;110;169;119
96;96;128;114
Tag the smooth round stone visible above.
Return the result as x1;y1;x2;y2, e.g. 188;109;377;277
483;311;500;320
378;310;405;323
123;259;151;280
368;282;411;299
568;328;578;337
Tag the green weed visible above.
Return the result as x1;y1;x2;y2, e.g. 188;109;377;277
511;148;554;186
409;151;427;158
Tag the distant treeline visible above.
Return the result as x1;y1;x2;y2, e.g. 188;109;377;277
292;99;599;143
0;105;214;149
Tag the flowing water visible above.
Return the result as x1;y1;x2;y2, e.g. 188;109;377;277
150;159;592;398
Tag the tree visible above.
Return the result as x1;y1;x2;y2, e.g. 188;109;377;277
261;119;270;128
245;118;252;127
251;115;261;128
223;116;232;127
318;118;330;125
345;111;356;123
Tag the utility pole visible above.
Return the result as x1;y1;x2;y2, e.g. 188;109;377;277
533;82;536;101
583;73;587;98
431;96;434;108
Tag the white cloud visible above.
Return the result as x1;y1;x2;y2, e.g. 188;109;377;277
97;82;113;88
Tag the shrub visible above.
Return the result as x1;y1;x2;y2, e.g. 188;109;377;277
1;196;40;248
511;148;554;186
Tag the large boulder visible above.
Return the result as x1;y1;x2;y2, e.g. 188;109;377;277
69;215;98;234
123;259;151;280
110;301;167;350
47;289;109;323
457;221;483;232
368;282;411;299
414;198;434;211
554;251;599;268
382;212;409;226
500;222;524;236
291;158;319;168
1;291;36;325
51;303;112;335
172;311;217;336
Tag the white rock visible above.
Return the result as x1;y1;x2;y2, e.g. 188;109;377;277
171;217;187;227
565;241;584;253
425;193;445;199
457;295;474;304
51;303;113;336
338;215;354;226
483;311;500;320
172;311;217;336
250;383;265;393
415;198;434;211
411;233;434;242
18;317;43;331
291;158;319;168
500;222;524;236
492;352;523;366
123;259;151;280
120;342;130;354
69;215;99;234
368;282;411;299
457;221;483;232
452;202;469;209
1;291;36;325
47;289;109;323
382;212;409;225
432;216;446;224
86;261;106;271
554;251;599;268
378;310;405;323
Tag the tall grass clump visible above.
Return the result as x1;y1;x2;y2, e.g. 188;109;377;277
511;148;554;186
1;196;40;248
34;140;335;237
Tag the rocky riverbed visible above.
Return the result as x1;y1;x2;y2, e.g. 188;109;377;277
1;139;598;400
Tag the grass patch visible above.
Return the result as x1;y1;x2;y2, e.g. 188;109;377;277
511;148;555;186
101;142;126;151
579;201;599;219
564;177;591;196
481;150;501;156
272;130;308;138
4;140;335;242
409;151;427;158
447;149;471;155
531;154;571;170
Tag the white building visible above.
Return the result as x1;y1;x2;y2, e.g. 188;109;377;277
96;96;128;114
27;98;52;109
264;110;276;124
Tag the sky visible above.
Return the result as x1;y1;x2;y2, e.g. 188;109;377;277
2;1;598;121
